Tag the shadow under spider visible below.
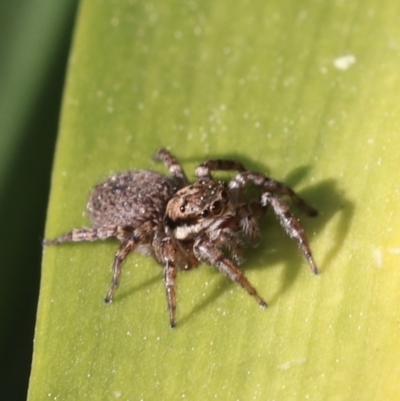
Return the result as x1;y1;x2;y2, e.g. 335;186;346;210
115;270;163;304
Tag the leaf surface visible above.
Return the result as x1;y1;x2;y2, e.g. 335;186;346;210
29;0;400;400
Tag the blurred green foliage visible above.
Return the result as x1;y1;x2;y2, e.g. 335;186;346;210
0;1;78;400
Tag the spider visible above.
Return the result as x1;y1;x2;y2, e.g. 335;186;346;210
45;148;319;327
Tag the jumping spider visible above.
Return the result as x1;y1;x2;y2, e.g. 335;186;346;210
45;148;319;327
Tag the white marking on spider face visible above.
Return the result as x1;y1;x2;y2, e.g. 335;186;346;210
174;219;212;239
173;213;232;240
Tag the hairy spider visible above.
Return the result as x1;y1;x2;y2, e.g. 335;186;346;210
45;148;319;327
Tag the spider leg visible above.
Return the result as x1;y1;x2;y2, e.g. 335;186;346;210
43;226;133;245
163;260;178;328
154;237;179;328
229;171;318;216
236;202;263;244
194;238;268;307
261;193;319;274
153;148;189;186
104;238;137;303
195;159;246;179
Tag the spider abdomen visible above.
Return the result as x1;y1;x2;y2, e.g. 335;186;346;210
87;170;176;228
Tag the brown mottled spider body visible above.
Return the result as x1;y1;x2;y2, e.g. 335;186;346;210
45;149;319;327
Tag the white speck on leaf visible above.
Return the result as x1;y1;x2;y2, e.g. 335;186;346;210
333;54;356;70
372;247;383;268
277;357;307;370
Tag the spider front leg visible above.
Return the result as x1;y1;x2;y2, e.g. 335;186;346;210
194;238;268;308
229;171;319;274
195;159;246;179
153;148;189;186
262;193;319;275
229;172;318;216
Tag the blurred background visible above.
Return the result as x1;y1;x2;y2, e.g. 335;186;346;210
0;1;78;399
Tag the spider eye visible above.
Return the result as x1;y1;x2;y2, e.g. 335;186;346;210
211;200;223;215
220;189;228;201
201;209;209;218
179;199;187;213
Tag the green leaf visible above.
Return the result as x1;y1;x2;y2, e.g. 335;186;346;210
29;0;400;400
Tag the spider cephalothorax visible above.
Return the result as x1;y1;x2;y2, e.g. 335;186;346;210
165;179;231;239
45;148;319;327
